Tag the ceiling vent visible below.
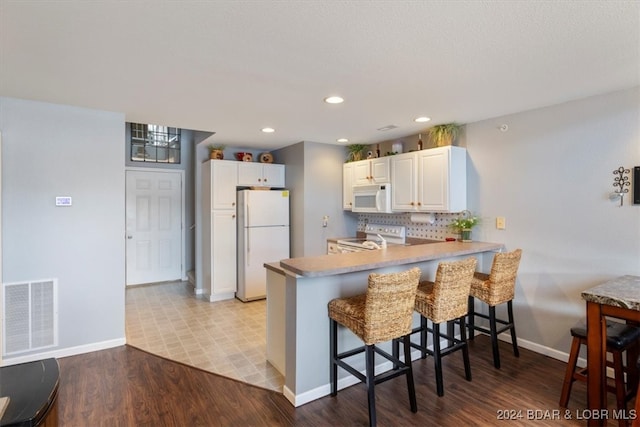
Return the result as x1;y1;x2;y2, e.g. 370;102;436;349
377;125;398;131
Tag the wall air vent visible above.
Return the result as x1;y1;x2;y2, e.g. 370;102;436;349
3;279;58;356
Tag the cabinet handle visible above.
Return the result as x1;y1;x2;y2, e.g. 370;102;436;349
410;202;415;206
264;178;267;182
232;214;236;218
232;202;235;206
417;202;422;206
258;178;262;182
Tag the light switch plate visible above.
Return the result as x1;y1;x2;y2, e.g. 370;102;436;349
496;216;506;230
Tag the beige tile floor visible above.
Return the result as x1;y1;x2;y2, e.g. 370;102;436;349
125;280;284;392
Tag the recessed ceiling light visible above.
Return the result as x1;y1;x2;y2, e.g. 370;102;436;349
261;127;275;133
337;138;349;143
414;116;431;123
324;96;344;104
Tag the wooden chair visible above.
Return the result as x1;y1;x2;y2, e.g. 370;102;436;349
467;249;522;369
559;320;640;426
328;267;421;427
401;258;477;397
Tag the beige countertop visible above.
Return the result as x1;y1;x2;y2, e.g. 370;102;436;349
581;275;640;311
279;241;504;277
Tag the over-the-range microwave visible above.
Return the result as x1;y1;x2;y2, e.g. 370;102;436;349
352;183;393;213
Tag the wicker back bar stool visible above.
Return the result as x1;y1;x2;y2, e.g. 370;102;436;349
328;267;421;427
467;248;522;369
398;257;477;397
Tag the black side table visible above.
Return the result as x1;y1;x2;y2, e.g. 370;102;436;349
0;358;59;426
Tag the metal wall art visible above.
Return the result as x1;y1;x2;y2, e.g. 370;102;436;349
611;166;630;206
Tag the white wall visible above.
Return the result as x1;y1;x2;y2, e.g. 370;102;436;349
465;87;640;354
0;97;126;362
275;141;357;257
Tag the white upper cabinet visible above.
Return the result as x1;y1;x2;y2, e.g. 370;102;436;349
352;157;391;185
390;152;418;210
371;157;391;183
343;163;354;210
208;160;238;210
391;146;467;212
238;162;285;188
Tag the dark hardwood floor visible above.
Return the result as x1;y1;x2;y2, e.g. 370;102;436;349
57;336;615;426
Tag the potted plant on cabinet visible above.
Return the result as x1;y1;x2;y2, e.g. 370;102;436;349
428;123;462;147
450;211;479;242
208;144;226;160
345;144;368;162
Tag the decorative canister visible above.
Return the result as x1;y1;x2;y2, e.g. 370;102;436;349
391;141;403;154
259;152;274;163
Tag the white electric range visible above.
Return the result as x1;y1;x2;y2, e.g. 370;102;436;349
333;224;407;253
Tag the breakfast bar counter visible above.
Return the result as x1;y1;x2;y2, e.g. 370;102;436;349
280;241;503;277
266;240;504;407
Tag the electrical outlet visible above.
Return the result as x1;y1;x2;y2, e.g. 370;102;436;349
496;216;506;230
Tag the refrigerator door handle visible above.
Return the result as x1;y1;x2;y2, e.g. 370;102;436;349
246;227;250;266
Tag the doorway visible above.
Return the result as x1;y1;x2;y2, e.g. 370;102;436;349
125;169;184;286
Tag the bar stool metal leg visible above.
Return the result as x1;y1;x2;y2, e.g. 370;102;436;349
330;318;338;396
508;301;520;357
489;306;501;368
365;345;376;427
459;315;472;381
403;335;418;413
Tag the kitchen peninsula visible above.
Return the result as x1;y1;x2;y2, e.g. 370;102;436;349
265;240;504;407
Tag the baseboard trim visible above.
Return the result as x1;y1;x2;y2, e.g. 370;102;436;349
0;338;126;367
287;332;582;407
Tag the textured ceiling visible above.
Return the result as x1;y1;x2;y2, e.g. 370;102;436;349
1;1;638;149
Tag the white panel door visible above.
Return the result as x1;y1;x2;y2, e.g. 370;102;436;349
126;170;182;285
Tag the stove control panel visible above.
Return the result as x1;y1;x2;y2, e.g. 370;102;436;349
364;224;406;243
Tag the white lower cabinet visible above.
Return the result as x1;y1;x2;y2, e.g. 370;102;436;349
207;210;237;300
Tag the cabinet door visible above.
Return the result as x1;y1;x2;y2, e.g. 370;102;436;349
262;163;285;188
418;148;448;211
391;153;417;211
211;210;237;294
237;162;263;186
370;157;391;183
352;160;371;185
343;163;354;210
211;160;238;209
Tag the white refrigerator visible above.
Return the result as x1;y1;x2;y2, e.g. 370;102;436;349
237;189;290;301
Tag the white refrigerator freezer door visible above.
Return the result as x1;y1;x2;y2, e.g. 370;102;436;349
239;225;290;300
243;190;290;227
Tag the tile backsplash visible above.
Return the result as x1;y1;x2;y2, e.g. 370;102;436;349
357;212;462;241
